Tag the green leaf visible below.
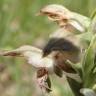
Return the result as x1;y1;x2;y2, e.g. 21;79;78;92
82;35;96;88
91;9;96;20
90;9;96;33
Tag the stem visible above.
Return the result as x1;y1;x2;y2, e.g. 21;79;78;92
67;77;83;96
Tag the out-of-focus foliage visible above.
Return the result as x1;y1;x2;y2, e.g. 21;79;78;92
0;0;96;96
0;0;96;49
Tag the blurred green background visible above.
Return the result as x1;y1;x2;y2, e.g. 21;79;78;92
0;0;96;96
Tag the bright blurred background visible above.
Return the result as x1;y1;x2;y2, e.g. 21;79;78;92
0;0;96;96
